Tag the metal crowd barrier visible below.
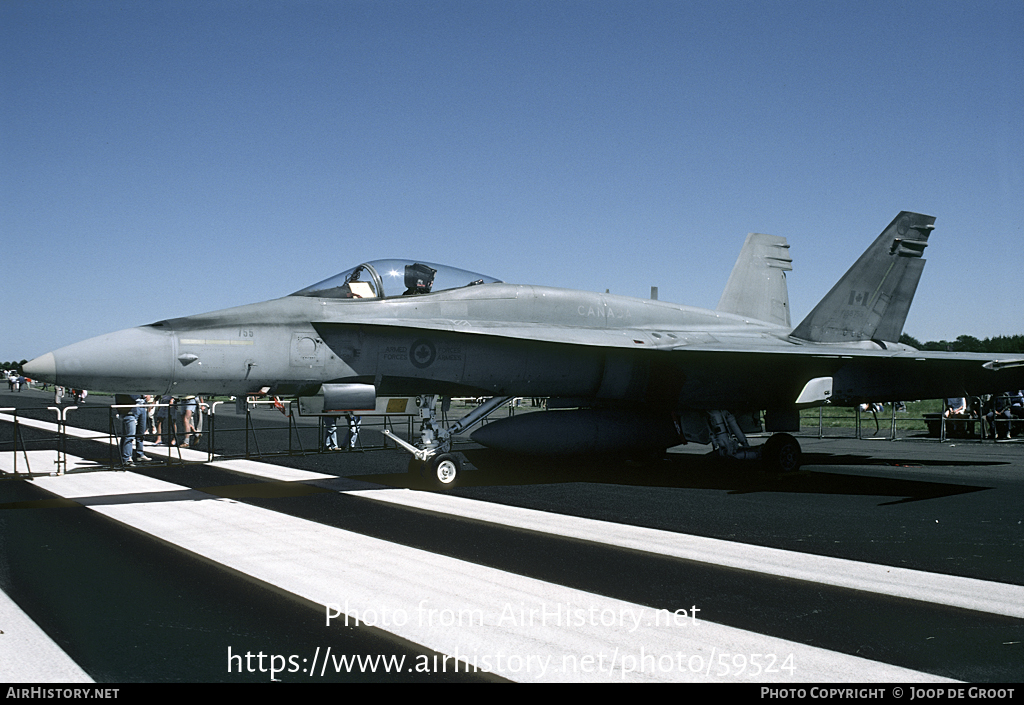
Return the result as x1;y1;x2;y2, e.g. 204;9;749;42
3;395;1019;479
0;407;30;475
798;395;1023;443
0;403;110;477
0;396;462;476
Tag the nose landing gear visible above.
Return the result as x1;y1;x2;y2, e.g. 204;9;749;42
389;395;511;489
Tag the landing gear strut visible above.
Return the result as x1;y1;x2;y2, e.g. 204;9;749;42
387;395;511;488
707;410;802;472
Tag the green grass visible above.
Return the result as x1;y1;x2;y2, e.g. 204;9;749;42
801;399;945;432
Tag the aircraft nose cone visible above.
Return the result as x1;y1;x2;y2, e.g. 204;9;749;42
29;326;175;394
22;352;56;383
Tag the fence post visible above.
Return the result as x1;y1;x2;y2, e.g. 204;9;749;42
50;405;75;475
2;408;29;475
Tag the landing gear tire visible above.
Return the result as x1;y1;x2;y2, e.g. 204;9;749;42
762;433;802;473
426;453;462;488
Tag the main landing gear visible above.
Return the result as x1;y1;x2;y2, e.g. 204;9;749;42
708;410;803;473
760;432;802;473
387;395;512;489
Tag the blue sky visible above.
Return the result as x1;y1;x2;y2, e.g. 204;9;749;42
2;0;1021;362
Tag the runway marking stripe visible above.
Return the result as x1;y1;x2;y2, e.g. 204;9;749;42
0;450;104;476
0;412;99;439
29;465;950;683
0;413;334;482
344;489;1024;620
0;588;93;683
4;413;1021;619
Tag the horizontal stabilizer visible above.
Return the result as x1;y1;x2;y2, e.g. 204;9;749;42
792;212;934;343
717;233;793;327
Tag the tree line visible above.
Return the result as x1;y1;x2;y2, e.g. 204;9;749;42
899;334;1024;354
3;360;29;373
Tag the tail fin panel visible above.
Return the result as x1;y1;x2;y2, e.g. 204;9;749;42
717;233;793;327
791;212;934;343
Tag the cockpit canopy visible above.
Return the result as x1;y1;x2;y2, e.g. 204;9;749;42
292;259;502;299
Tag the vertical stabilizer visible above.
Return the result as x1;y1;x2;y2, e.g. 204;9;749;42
717;233;793;327
791;212;934;343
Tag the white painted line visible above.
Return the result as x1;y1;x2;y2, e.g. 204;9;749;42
0;450;102;476
0;587;93;683
207;458;336;482
137;444;210;463
4;414;1017;620
31;466;952;683
0;413;335;481
0;413;103;440
345;489;1024;620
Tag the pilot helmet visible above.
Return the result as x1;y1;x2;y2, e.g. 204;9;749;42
404;263;437;293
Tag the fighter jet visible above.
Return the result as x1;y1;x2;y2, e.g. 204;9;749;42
23;212;1024;485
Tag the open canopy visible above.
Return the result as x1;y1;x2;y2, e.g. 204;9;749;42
292;259;502;299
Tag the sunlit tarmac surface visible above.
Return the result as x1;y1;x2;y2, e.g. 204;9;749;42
1;388;1021;682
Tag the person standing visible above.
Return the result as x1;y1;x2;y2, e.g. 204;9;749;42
180;396;198;447
324;416;340;451
114;394;146;465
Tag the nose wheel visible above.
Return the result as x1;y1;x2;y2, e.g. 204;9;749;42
409;453;463;489
430;453;462;487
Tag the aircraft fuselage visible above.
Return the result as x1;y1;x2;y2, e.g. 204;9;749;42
29;280;1021;415
32;283;782;403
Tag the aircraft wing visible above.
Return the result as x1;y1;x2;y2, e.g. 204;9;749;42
314;317;1021;364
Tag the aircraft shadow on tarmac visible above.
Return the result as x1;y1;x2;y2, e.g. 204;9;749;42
352;449;995;506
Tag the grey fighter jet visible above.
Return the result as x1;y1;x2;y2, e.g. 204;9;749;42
23;212;1024;485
